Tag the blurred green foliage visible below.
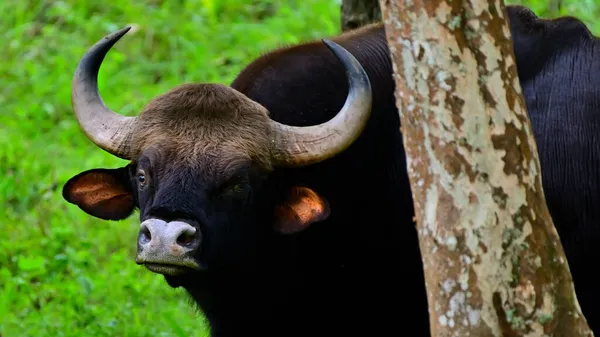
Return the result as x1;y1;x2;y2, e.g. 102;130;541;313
1;0;600;336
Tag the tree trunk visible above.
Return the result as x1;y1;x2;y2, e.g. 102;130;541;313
340;0;381;31
378;0;594;336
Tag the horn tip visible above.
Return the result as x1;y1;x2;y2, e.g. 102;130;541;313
321;38;339;50
321;39;355;66
105;26;132;41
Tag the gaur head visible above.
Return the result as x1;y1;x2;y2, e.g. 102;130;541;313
62;27;372;277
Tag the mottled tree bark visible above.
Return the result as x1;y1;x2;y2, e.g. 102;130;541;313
378;0;594;336
341;0;381;31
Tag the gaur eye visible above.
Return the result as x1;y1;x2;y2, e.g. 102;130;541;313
216;172;249;196
137;171;147;186
230;183;244;193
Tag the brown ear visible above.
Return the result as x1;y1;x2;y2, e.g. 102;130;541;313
62;167;135;221
273;186;331;234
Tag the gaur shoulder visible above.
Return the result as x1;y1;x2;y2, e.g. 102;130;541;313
507;5;594;41
230;22;386;92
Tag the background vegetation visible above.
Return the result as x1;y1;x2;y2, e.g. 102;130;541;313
1;0;599;336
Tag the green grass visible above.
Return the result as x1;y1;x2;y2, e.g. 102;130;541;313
3;0;600;336
0;1;339;336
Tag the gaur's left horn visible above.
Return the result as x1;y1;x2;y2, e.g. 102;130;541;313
71;26;137;160
269;39;372;167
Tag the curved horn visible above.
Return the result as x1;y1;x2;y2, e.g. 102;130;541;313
269;39;372;167
71;26;136;160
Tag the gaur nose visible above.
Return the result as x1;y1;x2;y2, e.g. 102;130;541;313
137;219;201;258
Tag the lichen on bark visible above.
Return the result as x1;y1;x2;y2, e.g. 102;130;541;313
378;0;594;336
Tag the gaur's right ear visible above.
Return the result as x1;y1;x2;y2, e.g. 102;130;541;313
62;167;135;221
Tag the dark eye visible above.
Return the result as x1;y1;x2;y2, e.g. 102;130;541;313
218;174;249;196
230;183;244;193
137;171;147;186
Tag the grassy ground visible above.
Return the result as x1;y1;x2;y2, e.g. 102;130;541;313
2;1;600;337
0;1;339;336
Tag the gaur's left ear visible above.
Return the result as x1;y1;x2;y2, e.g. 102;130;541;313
273;186;331;234
62;166;135;221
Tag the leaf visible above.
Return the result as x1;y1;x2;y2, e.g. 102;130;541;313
17;255;46;273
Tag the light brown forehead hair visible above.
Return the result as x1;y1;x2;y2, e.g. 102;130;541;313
131;83;274;172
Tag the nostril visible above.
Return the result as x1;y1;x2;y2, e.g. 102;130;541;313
139;225;152;245
176;231;196;247
139;220;197;249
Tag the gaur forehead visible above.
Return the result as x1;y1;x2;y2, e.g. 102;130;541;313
130;83;274;171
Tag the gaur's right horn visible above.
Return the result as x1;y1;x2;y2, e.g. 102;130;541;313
71;27;137;160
